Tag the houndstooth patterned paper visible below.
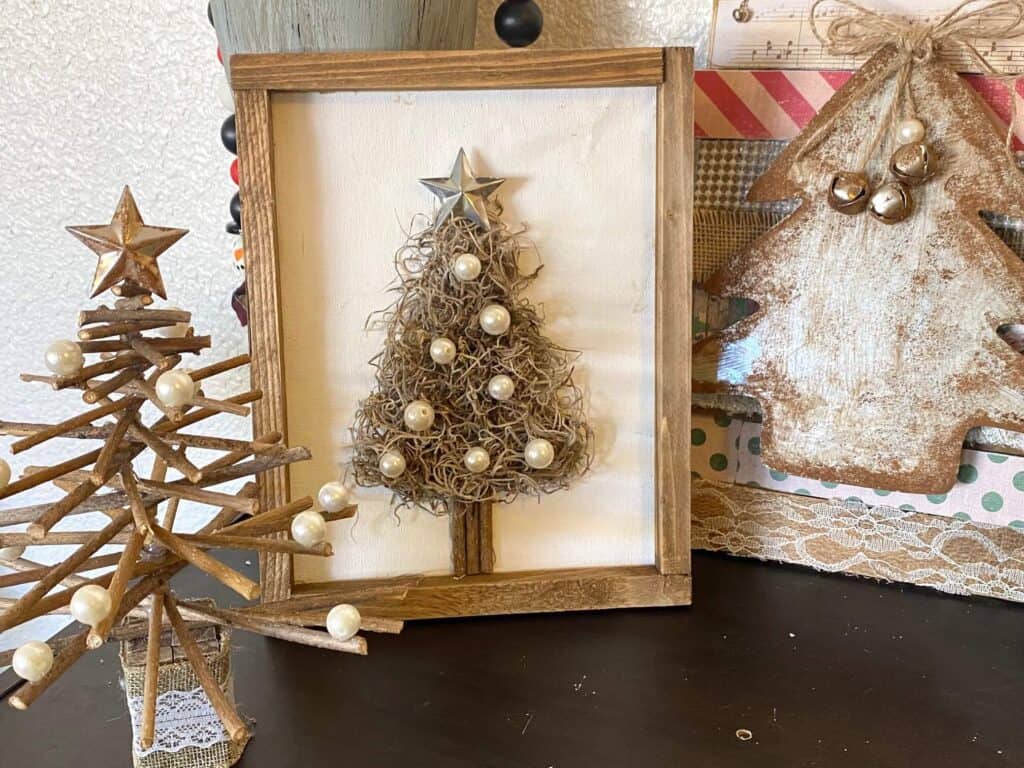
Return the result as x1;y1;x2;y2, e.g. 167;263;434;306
695;139;795;213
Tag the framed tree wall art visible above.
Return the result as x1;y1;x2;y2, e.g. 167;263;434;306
232;48;692;619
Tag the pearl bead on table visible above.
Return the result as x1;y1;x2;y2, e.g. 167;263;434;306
291;510;327;547
70;585;113;627
896;118;926;145
12;641;54;682
524;438;555;469
479;304;511;336
44;340;84;377
326;604;362;642
464;447;491;474
317;481;351;513
404;400;436;432
453;254;482;281
488;374;516;401
379;451;407;479
155;370;196;408
430;337;457;365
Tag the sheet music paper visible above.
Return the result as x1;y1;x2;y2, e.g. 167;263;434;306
710;0;1024;71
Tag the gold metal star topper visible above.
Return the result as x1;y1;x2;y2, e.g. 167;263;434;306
420;149;505;231
67;186;188;299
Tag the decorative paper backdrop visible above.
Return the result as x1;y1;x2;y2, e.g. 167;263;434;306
694;69;1024;149
692;413;1024;528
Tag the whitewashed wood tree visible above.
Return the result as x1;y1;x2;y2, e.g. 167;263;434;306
694;45;1024;494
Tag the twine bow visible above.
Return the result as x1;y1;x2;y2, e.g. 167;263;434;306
806;0;1024;161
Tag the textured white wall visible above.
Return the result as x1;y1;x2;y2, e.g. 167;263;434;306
0;0;710;652
0;0;243;653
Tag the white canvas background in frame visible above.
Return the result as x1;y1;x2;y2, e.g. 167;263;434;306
271;86;658;584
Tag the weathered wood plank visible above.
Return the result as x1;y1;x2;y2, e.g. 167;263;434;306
449;505;468;578
212;0;478;81
478;501;495;574
654;48;694;576
235;87;292;602
293;566;691;620
230;48;666;91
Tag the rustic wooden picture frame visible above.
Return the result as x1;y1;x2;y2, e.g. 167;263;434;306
232;48;693;619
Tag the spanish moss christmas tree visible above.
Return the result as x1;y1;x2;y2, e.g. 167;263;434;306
0;186;400;757
351;150;593;575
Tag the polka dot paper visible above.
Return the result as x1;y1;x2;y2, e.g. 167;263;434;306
692;412;1024;529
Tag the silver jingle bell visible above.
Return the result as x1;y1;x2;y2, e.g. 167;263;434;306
868;181;914;224
889;142;936;187
827;171;871;215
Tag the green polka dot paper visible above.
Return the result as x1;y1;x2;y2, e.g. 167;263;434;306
692;413;1022;526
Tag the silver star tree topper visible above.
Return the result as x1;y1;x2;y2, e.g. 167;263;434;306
419;149;505;231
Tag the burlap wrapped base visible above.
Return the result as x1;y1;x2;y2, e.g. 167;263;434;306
120;613;249;768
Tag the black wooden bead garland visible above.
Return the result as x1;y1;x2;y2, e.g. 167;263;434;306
209;3;248;323
494;0;544;48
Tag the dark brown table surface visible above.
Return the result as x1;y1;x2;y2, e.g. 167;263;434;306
1;551;1020;767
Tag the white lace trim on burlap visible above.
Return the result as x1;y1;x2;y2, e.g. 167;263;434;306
127;688;230;757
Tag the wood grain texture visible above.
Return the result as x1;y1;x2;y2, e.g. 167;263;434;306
478;501;495;574
235;87;293;602
211;0;477;81
465;503;481;576
654;47;693;576
695;46;1024;494
293;566;691;620
449;505;468;578
230;48;666;92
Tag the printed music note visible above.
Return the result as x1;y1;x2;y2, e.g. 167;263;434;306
711;0;1024;72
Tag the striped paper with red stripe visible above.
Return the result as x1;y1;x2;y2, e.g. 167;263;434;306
696;69;1024;150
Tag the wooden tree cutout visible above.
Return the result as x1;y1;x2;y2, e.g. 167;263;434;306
695;45;1024;494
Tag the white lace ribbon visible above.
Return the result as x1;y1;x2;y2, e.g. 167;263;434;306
127;688;230;756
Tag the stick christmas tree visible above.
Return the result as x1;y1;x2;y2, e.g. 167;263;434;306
0;187;400;750
695;27;1024;493
351;150;592;574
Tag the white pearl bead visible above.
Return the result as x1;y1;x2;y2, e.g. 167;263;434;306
464;447;491;474
524;438;555;469
403;400;436;432
12;641;54;682
453;254;482;281
430;337;457;365
155;370;196;408
70;585;113;627
487;374;516;401
317;481;351;513
379;450;407;479
0;544;26;562
896;118;926;145
291;510;327;547
479;304;511;336
179;367;202;398
326;604;361;642
155;306;190;338
44;340;84;377
0;457;10;492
